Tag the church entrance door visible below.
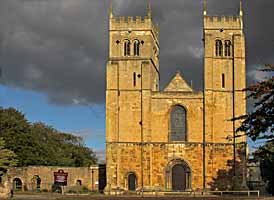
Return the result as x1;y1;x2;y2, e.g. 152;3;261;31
172;164;186;191
128;173;136;191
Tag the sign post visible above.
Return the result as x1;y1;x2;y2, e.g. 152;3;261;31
54;170;68;186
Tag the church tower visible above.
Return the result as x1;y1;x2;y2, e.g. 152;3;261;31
106;4;160;190
203;1;246;184
203;0;246;143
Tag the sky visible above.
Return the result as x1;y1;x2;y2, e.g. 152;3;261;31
0;0;274;161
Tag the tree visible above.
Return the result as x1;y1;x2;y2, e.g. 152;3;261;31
235;64;274;141
235;64;274;194
0;107;38;166
0;107;97;167
30;122;97;166
0;137;18;178
254;141;274;195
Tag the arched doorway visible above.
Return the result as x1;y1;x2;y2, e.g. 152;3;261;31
166;159;191;191
128;172;137;191
172;164;186;191
13;178;23;191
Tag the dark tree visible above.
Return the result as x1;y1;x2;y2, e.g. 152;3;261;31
254;141;274;195
235;64;274;141
235;64;274;195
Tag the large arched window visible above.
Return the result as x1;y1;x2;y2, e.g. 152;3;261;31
215;40;223;57
124;40;130;56
133;40;140;56
224;40;232;57
170;105;187;141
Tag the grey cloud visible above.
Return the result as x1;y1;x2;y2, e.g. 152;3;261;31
0;0;273;105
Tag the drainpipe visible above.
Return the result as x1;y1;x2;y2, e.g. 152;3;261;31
140;62;144;197
232;35;236;177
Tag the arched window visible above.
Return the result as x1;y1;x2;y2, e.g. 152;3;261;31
170;105;187;141
133;40;140;56
215;40;223;57
224;40;232;57
124;40;130;56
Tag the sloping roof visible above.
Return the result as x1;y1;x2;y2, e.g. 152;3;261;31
164;71;193;92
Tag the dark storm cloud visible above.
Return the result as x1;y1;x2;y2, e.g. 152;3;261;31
0;0;273;105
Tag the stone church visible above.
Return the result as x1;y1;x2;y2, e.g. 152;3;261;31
106;2;247;192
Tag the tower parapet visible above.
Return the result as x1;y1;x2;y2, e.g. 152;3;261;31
109;16;159;42
204;15;242;30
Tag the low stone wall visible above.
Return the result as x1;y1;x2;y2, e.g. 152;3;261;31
6;166;100;192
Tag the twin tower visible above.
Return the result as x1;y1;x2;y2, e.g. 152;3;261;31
106;2;246;192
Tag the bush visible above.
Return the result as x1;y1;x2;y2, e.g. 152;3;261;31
41;189;48;193
66;186;91;194
68;189;77;194
81;186;89;193
51;184;62;193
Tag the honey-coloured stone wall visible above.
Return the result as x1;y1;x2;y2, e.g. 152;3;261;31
6;166;99;191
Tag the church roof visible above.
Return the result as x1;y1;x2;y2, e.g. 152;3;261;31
164;71;193;92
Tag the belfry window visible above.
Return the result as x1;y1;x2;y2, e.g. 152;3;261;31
124;40;130;56
133;40;140;56
215;40;223;57
170;105;187;141
224;40;232;57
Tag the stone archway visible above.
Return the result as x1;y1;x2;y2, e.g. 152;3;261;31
165;159;191;191
13;178;23;191
76;179;82;186
31;175;41;191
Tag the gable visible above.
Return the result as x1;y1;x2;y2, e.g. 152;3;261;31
164;72;193;92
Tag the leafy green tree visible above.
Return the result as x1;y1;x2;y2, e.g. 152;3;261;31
30;122;97;166
0;107;38;166
0;137;18;177
0;107;97;167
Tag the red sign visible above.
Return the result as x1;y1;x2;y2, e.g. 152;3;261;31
54;169;68;185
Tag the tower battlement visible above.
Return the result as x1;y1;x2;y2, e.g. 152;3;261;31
204;15;242;30
110;16;159;39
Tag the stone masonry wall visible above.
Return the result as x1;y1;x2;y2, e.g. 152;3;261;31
7;166;99;191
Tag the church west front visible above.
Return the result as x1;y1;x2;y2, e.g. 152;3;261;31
105;2;247;192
